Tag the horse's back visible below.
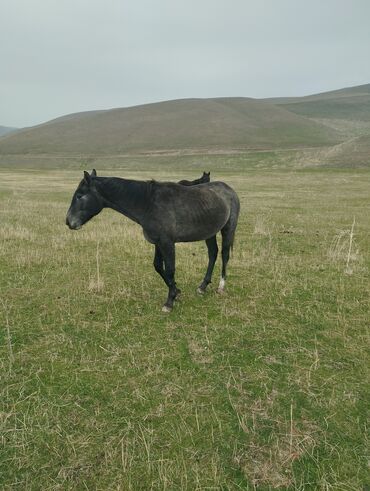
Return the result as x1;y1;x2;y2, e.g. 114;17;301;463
152;180;239;212
146;181;239;243
152;180;235;204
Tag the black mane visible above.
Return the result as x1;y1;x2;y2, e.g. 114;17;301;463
95;177;153;223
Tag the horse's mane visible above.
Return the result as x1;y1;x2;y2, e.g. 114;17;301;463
96;177;153;207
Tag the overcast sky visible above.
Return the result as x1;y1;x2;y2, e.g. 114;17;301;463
1;0;370;127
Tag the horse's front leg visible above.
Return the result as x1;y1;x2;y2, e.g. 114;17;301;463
157;240;180;312
153;245;169;286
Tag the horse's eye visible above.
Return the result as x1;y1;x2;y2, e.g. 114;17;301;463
76;194;83;200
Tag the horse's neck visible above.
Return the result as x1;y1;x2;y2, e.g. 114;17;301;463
96;177;150;224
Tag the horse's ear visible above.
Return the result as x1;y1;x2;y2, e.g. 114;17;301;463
83;171;91;185
91;169;97;177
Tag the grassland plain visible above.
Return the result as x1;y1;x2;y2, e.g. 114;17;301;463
0;155;369;490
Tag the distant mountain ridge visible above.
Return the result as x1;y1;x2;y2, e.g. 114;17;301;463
0;83;369;162
0;126;18;137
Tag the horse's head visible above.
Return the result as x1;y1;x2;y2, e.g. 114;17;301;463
202;171;211;182
66;169;103;230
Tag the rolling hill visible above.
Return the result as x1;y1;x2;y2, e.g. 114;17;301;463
0;97;339;156
266;83;370;121
0;83;369;166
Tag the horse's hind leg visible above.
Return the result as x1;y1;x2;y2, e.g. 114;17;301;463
218;221;236;294
197;236;218;294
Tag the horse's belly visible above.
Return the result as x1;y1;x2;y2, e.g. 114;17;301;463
175;210;229;242
143;229;156;244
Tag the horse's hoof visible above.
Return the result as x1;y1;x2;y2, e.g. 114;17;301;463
197;287;205;295
216;288;225;295
162;305;172;313
217;278;225;294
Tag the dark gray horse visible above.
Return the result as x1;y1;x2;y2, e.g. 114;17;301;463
66;170;240;312
178;171;210;186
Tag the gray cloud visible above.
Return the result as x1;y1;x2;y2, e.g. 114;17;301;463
1;0;370;127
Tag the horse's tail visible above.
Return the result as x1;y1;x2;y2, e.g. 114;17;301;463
229;200;240;258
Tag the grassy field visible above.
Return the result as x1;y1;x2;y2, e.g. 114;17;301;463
0;156;369;490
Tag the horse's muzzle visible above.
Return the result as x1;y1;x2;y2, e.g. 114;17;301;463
66;216;81;230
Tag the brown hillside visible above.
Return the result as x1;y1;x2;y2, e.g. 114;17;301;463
0;98;339;156
265;83;370;121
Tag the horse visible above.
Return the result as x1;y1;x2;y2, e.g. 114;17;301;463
66;169;240;312
178;171;210;186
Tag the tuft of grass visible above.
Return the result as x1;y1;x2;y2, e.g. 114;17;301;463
328;217;362;276
88;242;105;292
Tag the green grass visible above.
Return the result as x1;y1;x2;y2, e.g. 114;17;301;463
0;159;369;490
